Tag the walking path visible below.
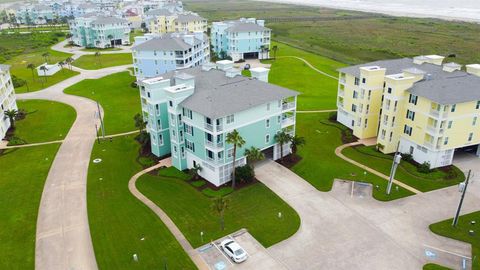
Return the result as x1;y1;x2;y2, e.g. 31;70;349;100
335;141;422;194
278;56;339;80
16;64;132;270
128;158;210;270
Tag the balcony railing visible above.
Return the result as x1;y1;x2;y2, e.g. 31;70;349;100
282;102;296;111
205;123;213;132
281;116;295;127
205;140;224;149
339;78;346;84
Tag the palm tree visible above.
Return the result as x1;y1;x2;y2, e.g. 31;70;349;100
39;66;48;86
133;113;146;133
272;45;278;60
3;109;18;129
58;61;65;73
65;57;73;70
26;63;35;81
94;51;102;66
226;129;245;190
274;131;292;162
42;52;50;63
244;146;265;167
290;135;306;155
189;163;202;180
107;34;114;48
211;196;229;231
66;33;73;42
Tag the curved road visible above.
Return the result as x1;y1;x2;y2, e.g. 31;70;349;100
18;64;131;270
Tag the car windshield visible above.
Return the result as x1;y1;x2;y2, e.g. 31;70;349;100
234;249;244;256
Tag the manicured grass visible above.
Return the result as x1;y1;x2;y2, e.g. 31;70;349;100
130;30;145;43
423;263;452;270
429;211;480;270
292;113;414;201
80;47;122;52
0;144;60;269
5;49;78;93
73;53;132;70
191;180;206;188
64;71;141;135
87;135;195;269
265;42;345;110
137;168;300;248
342;145;465;192
9;100;76;145
201;186;233;197
241;69;251;77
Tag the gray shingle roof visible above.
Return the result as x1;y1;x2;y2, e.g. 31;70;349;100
158;67;298;118
0;64;11;72
133;36;191;51
176;13;205;23
145;8;173;16
91;16;127;25
338;58;480;105
225;22;269;32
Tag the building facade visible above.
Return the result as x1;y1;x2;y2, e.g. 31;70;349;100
69;15;130;48
145;9;207;34
211;18;271;61
132;32;210;79
137;62;298;185
0;65;18;139
337;56;480;168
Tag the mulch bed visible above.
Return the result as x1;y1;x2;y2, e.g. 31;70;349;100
276;154;302;168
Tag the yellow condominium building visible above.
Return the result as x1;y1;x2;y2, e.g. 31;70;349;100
337;56;480;168
146;9;207;34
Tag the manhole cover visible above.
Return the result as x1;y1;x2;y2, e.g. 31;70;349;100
93;158;102;163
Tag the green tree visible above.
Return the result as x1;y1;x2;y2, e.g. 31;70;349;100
66;33;73;42
219;50;227;60
272;45;278;59
26;63;36;81
133;113;147;133
211;196;229;231
58;61;65;73
189;163;202;180
42;52;50;63
244;146;265;167
65;57;74;70
290;135;306;155
274;131;292;162
107;34;114;48
3;109;18;129
226;129;245;189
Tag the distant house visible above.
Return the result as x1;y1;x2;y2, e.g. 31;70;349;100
69;14;130;48
211;18;271;61
0;65;18;139
36;63;61;76
145;9;207;34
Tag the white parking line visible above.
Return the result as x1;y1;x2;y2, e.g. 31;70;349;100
213;241;234;266
423;244;472;259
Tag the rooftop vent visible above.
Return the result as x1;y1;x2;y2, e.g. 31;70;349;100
466;64;480;77
413;55;445;66
443;62;462;72
250;67;270;83
216;60;234;71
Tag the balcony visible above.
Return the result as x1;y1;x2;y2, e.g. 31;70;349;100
205;140;224;149
205;122;213;132
339;77;346;84
281;116;295;128
282;102;296;111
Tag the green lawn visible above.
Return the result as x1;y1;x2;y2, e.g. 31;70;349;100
64;71;141;135
429;211;480;270
0;144;60;269
9;100;76;145
423;263;452;270
292;113;414;201
87;135;196;269
342;145;465;192
137;167;300;248
130;30;145;43
80;47;122;52
266;42;345;110
5;49;78;93
72;53;132;70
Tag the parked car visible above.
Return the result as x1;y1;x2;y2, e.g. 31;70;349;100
219;239;247;263
244;64;250;70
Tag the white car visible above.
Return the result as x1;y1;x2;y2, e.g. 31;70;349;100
219;239;247;263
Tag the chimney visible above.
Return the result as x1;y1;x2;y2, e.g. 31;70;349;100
250;67;270;82
442;62;462;72
413;55;445;66
466;64;480;77
216;60;234;71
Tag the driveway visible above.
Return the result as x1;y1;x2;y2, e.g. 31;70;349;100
255;161;480;270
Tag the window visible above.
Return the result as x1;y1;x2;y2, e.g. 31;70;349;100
351;104;357;112
447;121;453;129
157;119;161;129
354;77;360;85
169;100;173;107
353;91;358;99
394;101;398;112
364;118;368;128
147;92;151;98
185;140;195;151
477;101;480;109
389;132;393;142
406;110;415;121
473;117;477;126
444;137;449;145
387;87;392;94
451;104;456;112
158;134;164;145
181;147;185;158
391;116;395;127
362;78;366;84
409;94;418;105
381;129;386;140
404;125;412;136
468;132;473;142
265;134;270;143
170;114;175;125
266;119;270;128
184;124;194;136
227;148;234;158
226;114;234;124
385;99;391;110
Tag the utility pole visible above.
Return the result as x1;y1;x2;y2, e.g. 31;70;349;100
452;170;471;227
96;101;105;139
387;152;402;195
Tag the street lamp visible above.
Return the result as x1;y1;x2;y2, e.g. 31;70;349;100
387;152;402;195
452;170;472;227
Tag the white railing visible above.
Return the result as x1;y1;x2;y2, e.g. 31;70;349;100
282;116;295;127
205;140;224;149
204;123;213;132
282;102;296;111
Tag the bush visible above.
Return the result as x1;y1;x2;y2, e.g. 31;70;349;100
11;75;26;88
130;81;138;88
328;112;338;121
135;131;150;147
418;162;431;173
235;165;255;183
401;153;413;162
376;143;385;151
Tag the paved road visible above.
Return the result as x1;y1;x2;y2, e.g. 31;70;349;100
17;65;131;270
256;160;480;270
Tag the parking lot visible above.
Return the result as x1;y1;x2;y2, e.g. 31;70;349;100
197;229;286;270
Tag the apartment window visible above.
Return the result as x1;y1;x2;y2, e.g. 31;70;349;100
385;99;391;110
389;132;393;142
170;114;175;125
266;119;270;128
394;101;398;112
387;87;392;94
265;134;270;143
351;104;357;112
408;94;418;105
366;105;370;114
364;118;368;128
227;148;234;159
158;134;164;145
184;124;194;136
368;90;371;100
181;147;185;158
406;110;415;121
404;125;413;136
173;146;178;156
383;115;389;125
451;104;456;112
353;91;358;99
444;137;449;145
362;78;366;84
157;119;161;129
447;121;453;129
206;149;214;160
473;117;478;126
354;77;360;86
169;100;173;107
476;101;480;109
381;129;386;140
391;116;395;127
185;140;195;151
226;114;234;124
468;133;473;142
147;92;151;98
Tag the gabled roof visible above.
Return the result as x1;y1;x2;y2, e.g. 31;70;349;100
133;36;191;51
225;22;269;32
145;8;173;16
91;16;127;24
176;13;205;23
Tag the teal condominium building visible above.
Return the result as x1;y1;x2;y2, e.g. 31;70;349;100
0;65;17;139
138;61;298;185
69;15;130;48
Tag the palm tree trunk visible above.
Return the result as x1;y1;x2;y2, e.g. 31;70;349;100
231;145;237;189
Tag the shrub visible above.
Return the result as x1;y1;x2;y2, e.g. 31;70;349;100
401;153;413;162
376;143;385;151
11;75;25;88
328;112;338;121
130;81;137;88
235;165;255;183
418;162;431;173
135;131;150;147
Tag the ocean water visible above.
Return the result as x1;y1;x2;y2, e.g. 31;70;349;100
255;0;480;22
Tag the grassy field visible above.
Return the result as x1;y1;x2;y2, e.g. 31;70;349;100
72;53;132;70
9;100;76;145
423;263;452;270
266;41;344;110
185;0;480;65
0;144;60;270
87;135;196;269
64;71;140;135
342;145;465;192
137;168;300;248
292;112;414;201
429;211;480;270
0;31;67;62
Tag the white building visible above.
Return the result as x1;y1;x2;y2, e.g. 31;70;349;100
0;65;18;139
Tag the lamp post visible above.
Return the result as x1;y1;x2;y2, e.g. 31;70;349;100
387;152;402;195
452;170;471;227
